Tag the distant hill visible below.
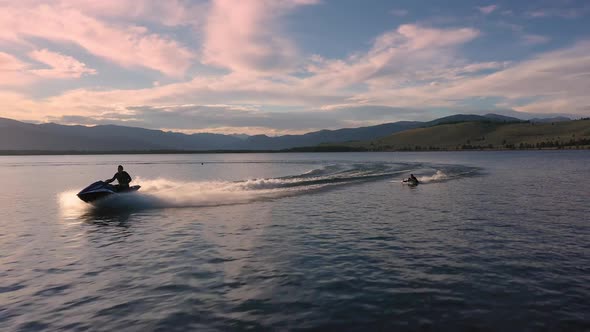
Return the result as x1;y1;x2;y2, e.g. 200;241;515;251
473;109;575;121
482;113;523;122
0;118;243;151
0;117;421;152
240;121;422;150
422;113;522;127
336;119;590;151
0;113;582;153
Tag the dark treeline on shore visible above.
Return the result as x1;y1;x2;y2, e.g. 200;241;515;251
0;149;276;156
1;141;588;156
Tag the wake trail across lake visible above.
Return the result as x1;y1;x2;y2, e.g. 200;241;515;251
60;162;480;216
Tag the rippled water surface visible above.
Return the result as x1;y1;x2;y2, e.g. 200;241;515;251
1;152;589;331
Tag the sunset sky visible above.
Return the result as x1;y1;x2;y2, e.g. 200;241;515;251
1;0;589;135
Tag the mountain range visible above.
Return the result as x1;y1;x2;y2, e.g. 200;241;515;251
0;113;574;152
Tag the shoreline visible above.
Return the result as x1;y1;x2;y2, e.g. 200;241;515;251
1;147;588;156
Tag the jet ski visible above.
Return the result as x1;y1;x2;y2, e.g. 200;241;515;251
77;181;141;203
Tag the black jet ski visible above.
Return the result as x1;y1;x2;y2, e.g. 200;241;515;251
77;181;141;203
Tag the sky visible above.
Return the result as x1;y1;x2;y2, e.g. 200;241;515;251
1;0;589;135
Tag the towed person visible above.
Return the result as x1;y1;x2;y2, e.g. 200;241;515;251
105;165;133;192
403;174;419;185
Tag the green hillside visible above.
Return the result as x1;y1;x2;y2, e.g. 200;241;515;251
337;119;590;151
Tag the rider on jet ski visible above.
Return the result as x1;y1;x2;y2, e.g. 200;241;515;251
105;165;132;191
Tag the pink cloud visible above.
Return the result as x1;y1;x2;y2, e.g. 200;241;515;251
394;24;479;49
58;0;204;26
28;49;96;78
202;0;319;73
0;52;34;86
0;91;42;118
515;97;588;114
0;2;194;76
478;5;498;15
0;52;28;71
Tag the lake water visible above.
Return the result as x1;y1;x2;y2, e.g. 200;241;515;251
1;151;589;331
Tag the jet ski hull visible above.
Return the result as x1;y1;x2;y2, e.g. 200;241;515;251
77;181;141;203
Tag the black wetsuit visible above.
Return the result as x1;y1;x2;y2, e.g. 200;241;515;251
112;171;132;190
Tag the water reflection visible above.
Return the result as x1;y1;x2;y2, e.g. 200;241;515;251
59;188;142;227
80;210;134;227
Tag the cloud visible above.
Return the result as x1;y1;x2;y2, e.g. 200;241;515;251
445;42;590;98
202;0;319;73
522;34;550;45
478;5;498;15
303;24;480;91
43;103;439;135
28;49;96;78
0;91;42;118
390;9;408;17
0;2;195;76
396;24;479;49
495;22;550;46
43;104;363;134
0;52;34;86
0;52;27;71
526;4;590;19
385;41;590;115
59;0;204;26
28;71;344;121
514;97;589;114
0;49;96;86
